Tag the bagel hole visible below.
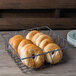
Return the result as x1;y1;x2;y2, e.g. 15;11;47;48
32;54;35;59
52;52;54;54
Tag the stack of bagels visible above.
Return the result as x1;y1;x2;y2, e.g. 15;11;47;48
9;30;62;68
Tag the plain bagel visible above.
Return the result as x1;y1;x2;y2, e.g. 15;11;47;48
20;44;44;68
9;35;24;45
18;39;33;56
44;43;62;64
32;32;43;44
35;34;53;46
26;30;38;40
9;37;24;56
39;39;53;50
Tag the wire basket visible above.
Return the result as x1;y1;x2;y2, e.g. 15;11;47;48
1;26;74;73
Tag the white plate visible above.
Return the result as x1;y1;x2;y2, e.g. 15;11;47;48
67;30;76;47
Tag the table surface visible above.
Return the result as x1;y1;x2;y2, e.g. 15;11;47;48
0;30;76;76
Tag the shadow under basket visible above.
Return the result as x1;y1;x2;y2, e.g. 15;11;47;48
1;26;74;73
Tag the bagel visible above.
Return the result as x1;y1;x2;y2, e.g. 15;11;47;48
32;32;43;44
35;34;54;46
26;30;38;40
44;43;62;64
39;39;53;50
20;44;44;68
18;39;33;56
20;43;33;65
9;37;24;56
9;35;24;45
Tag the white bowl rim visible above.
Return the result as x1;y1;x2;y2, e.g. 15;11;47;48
67;30;76;42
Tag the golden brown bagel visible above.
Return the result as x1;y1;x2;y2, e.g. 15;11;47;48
9;37;24;56
39;39;53;50
18;39;33;56
20;44;44;68
9;35;24;45
19;43;33;65
26;30;38;40
35;34;54;46
44;43;62;64
32;32;43;44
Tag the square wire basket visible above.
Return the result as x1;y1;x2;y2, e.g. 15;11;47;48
1;26;74;73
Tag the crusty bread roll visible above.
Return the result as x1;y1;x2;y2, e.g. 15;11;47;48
20;44;44;68
26;30;38;40
18;39;33;56
32;32;43;44
44;43;62;64
35;34;53;46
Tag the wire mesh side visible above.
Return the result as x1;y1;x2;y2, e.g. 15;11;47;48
6;44;34;73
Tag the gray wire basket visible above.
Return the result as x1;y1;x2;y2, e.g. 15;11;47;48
1;26;74;73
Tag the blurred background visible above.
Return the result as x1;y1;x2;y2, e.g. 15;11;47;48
0;0;76;30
